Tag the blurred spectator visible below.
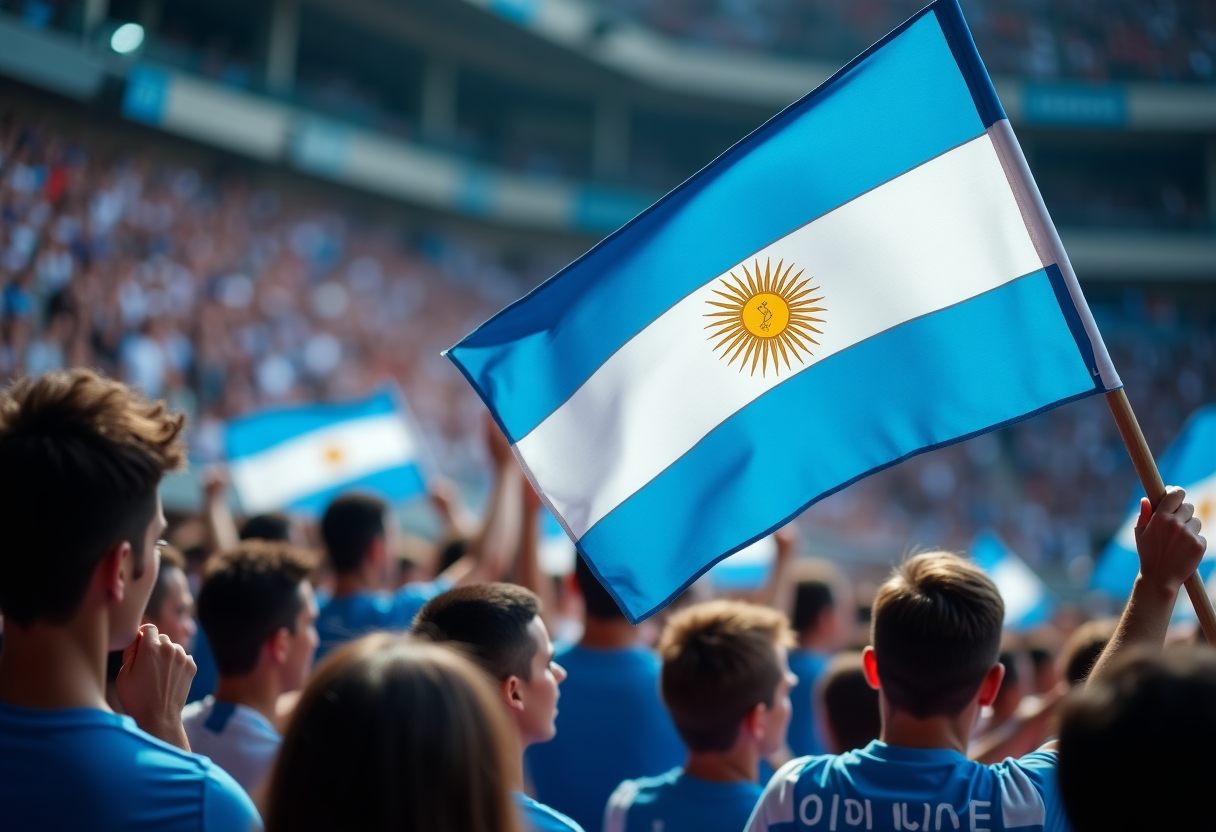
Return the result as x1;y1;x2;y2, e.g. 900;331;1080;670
263;635;525;832
816;651;881;754
142;544;198;653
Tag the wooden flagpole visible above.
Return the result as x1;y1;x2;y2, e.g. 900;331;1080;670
1106;388;1216;643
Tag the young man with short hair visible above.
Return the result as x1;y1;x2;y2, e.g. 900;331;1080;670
143;544;197;652
315;427;520;658
183;540;319;793
526;557;686;832
0;369;260;832
746;486;1205;832
414;583;583;832
605;600;797;832
786;572;844;758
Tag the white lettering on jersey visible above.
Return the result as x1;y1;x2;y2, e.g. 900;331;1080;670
969;800;992;832
800;794;824;826
936;803;961;830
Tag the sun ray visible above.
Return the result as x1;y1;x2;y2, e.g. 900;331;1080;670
705;256;823;377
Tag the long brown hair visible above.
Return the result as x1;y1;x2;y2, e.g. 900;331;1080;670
264;634;524;832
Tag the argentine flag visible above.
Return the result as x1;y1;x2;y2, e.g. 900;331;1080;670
1093;405;1216;612
971;531;1053;632
225;389;427;515
447;0;1119;621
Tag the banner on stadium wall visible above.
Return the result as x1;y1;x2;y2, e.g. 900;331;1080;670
224;387;428;515
447;0;1120;622
1093;404;1216;617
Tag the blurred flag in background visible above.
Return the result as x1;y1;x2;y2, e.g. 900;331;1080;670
225;388;427;515
1093;404;1216;618
971;530;1054;631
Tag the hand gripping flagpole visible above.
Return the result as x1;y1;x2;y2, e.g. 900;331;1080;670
1106;388;1216;643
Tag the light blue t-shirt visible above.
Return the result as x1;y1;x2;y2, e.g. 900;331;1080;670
0;700;262;832
746;742;1069;832
315;579;449;659
517;791;586;832
606;767;764;832
526;644;686;832
787;649;830;757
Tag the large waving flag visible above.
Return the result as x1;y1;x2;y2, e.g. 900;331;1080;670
1093;405;1216;612
447;0;1119;622
226;388;427;515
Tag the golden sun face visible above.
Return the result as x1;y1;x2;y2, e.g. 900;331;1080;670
704;258;825;377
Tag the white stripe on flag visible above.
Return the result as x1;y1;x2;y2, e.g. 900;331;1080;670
517;133;1043;540
230;413;416;513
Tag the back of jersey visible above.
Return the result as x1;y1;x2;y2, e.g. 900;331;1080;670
526;645;686;832
746;742;1069;832
0;701;261;832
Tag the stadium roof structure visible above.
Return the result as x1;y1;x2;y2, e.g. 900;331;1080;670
0;0;1214;279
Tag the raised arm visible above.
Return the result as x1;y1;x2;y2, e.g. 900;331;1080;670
1087;486;1206;685
514;480;559;626
440;417;524;587
202;466;239;554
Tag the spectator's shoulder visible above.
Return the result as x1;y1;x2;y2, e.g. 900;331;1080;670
985;749;1062;832
521;793;585;832
200;759;263;832
746;756;825;832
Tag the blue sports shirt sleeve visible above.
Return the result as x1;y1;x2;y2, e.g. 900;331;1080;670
202;764;263;832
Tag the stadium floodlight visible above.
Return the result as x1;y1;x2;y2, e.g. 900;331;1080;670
110;23;145;55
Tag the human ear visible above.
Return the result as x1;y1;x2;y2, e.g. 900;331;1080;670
270;628;291;664
501;675;525;712
862;646;881;690
98;542;131;603
743;702;766;740
976;662;1006;708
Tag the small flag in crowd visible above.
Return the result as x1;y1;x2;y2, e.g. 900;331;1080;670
1093;404;1216;612
447;0;1120;621
708;536;777;593
971;530;1053;631
225;388;427;515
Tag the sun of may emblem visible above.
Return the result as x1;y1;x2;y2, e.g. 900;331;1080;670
704;257;825;377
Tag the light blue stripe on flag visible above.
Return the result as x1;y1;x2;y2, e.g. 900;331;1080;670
225;389;426;516
447;0;1118;622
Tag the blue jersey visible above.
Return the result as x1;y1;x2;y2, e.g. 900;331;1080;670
316;579;449;658
746;742;1069;832
0;700;261;832
787;649;830;757
526;645;686;832
517;791;586;832
606;767;764;832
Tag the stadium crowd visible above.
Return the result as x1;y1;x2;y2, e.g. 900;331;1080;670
0;366;1213;832
3;111;1214;575
596;0;1216;84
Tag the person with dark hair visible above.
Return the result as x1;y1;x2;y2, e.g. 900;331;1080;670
263;634;525;832
1057;618;1117;687
1058;645;1216;831
142;544;196;652
605;600;796;832
747;485;1204;832
786;572;844;757
182;541;319;793
0;370;260;831
315;423;522;658
239;512;293;543
415;583;582;832
526;556;685;832
816;652;880;753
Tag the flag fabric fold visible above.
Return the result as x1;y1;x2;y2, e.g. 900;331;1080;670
971;530;1054;632
447;0;1119;622
225;388;427;515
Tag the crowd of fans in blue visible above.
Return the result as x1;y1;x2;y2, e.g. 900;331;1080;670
0;366;1213;832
